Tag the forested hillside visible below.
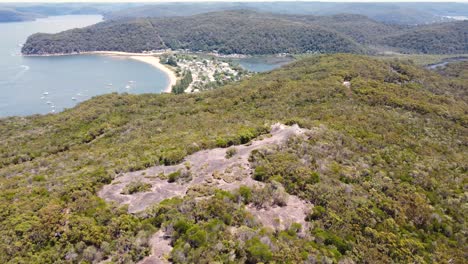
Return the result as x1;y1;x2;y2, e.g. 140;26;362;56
22;11;364;55
21;11;467;55
23;19;164;54
290;14;404;44
0;54;466;263
382;21;468;54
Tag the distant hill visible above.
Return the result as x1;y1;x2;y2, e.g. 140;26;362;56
0;3;142;23
21;11;365;55
2;2;467;25
381;21;468;54
288;14;405;44
103;2;241;19
22;10;467;55
22;19;164;54
105;2;468;25
0;8;39;22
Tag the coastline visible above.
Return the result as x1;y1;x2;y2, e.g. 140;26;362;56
24;51;177;93
127;56;177;93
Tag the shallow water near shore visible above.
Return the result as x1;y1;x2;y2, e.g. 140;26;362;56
0;15;170;117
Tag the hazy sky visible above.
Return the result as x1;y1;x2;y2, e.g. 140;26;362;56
1;0;467;3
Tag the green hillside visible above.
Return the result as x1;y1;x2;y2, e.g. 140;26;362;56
291;14;404;44
0;54;466;263
21;11;467;56
21;11;366;55
382;21;468;54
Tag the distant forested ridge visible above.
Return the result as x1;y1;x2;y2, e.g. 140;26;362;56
2;2;467;24
22;11;364;55
289;14;405;45
22;11;467;55
105;2;468;25
382;21;468;54
0;8;39;22
0;3;143;23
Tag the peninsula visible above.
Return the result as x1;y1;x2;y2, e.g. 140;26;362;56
21;11;468;56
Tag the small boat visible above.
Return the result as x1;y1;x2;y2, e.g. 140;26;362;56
107;83;113;86
46;101;52;105
128;80;135;83
51;105;55;108
40;96;45;100
51;109;56;113
72;97;77;101
125;85;131;89
76;93;82;96
43;92;49;95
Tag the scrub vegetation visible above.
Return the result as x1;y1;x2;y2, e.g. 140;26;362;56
0;54;466;263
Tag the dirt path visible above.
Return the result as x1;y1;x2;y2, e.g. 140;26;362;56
98;123;313;263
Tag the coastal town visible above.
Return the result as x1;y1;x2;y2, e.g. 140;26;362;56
68;50;253;94
160;53;251;93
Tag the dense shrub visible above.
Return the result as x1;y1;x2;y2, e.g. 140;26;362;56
121;181;152;194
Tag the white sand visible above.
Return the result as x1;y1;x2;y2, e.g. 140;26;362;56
128;56;177;93
89;51;176;93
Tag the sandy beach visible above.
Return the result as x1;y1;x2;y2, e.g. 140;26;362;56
128;56;177;93
90;51;177;93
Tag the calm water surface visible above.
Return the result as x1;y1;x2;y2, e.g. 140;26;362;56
0;15;170;117
236;56;294;72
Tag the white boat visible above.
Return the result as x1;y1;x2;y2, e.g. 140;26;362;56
40;96;45;100
46;101;52;105
125;85;131;89
51;109;56;113
128;80;135;83
72;97;77;101
51;105;55;108
107;83;113;86
76;93;82;96
43;92;49;95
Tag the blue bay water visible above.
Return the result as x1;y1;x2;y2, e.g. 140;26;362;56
0;15;170;117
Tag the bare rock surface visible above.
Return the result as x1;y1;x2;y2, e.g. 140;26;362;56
98;123;313;263
138;230;172;264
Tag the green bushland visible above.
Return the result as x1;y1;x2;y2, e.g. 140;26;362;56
121;181;152;194
0;54;466;263
172;70;193;94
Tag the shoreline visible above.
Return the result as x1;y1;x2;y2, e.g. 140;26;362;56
24;51;177;93
128;56;177;93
